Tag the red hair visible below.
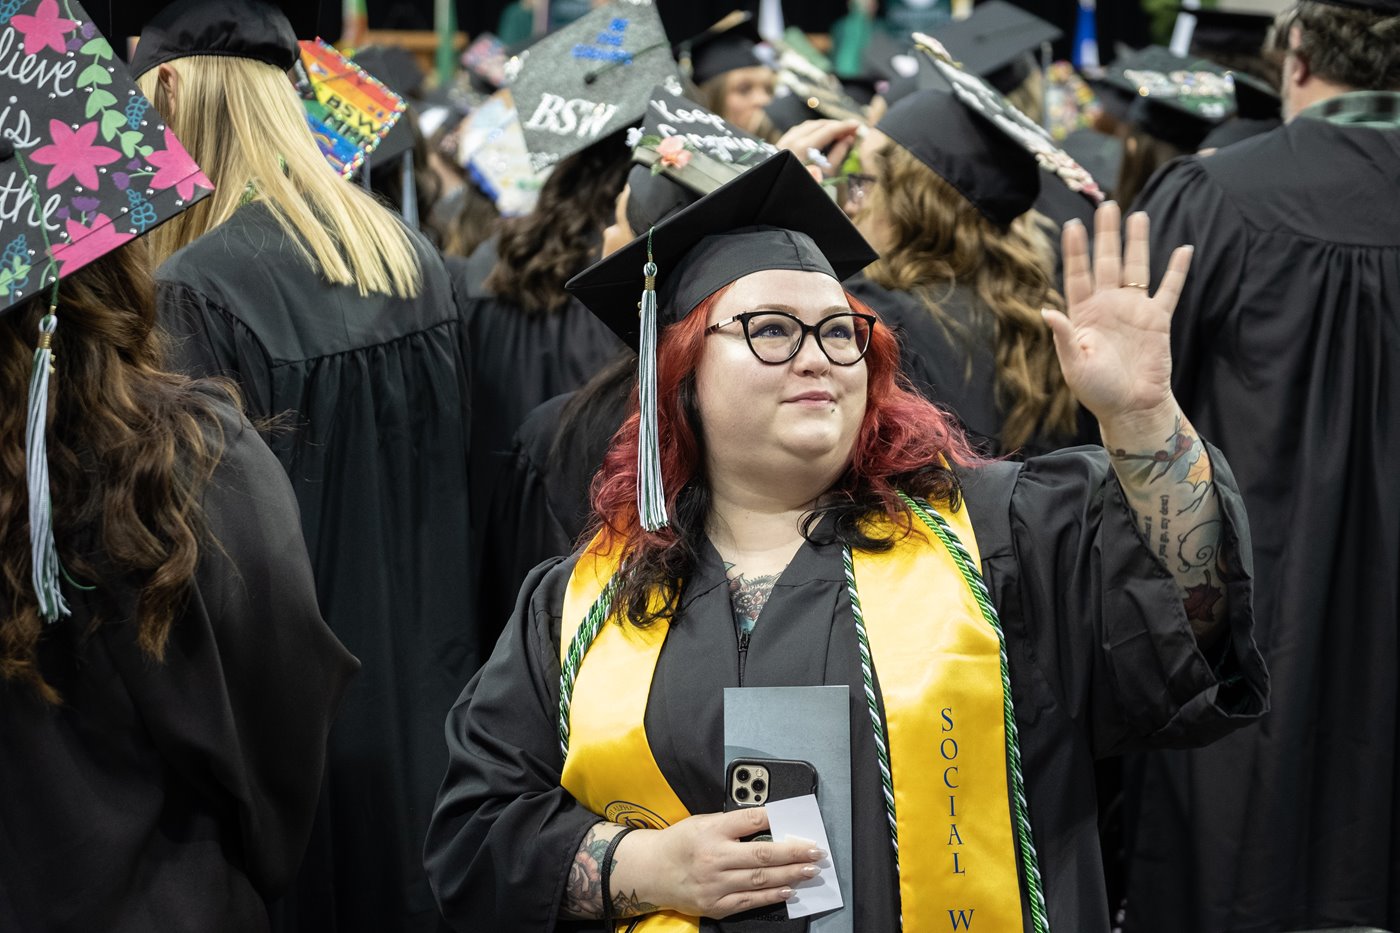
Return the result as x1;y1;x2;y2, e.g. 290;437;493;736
589;283;984;624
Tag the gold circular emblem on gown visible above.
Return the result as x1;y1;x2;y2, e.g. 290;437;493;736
604;801;671;829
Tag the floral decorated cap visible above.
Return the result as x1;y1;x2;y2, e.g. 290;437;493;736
0;0;213;624
0;0;213;314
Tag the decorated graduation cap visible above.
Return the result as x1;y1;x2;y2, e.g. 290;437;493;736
566;150;876;530
625;84;778;232
678;12;766;85
886;33;1103;226
0;0;212;620
129;0;321;79
294;40;405;179
928;0;1061;95
459;90;546;217
507;0;680;173
1096;45;1236;151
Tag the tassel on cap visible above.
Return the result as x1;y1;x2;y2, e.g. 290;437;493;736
25;291;67;623
636;229;668;532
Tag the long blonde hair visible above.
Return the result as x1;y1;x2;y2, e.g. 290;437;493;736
861;142;1077;451
138;55;421;298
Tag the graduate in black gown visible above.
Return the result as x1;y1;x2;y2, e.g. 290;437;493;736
476;86;778;647
844;82;1097;456
131;2;473;929
1125;2;1400;929
424;151;1266;932
0;8;355;924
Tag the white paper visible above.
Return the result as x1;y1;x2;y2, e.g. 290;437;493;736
764;793;844;918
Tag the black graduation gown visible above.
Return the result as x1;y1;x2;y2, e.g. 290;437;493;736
424;447;1268;932
156;202;474;933
1125;117;1400;931
0;404;358;933
846;276;1089;456
448;235;627;532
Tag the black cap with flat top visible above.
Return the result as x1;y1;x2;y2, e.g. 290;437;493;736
567;150;876;349
130;0;321;79
928;0;1061;94
1094;45;1237;151
680;13;766;85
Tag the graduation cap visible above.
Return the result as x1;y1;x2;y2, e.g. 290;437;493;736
678;12;766;86
927;0;1061;95
565;150;875;530
762;79;865;134
294;39;405;178
353;45;426;101
1096;45;1237;151
507;0;680;173
458;91;547;217
625;85;778;232
902;33;1104;215
463;33;510;90
130;0;322;79
0;0;212;620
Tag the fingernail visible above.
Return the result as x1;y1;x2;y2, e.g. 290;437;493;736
801;864;820;877
807;848;827;860
780;887;795;899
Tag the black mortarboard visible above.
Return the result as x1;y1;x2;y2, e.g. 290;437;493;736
353;45;427;101
0;0;212;620
1185;8;1275;59
928;0;1061;95
1231;71;1281;121
840;75;886;107
625;85;777;233
859;28;919;84
568;150;875;348
762;79;864;134
893;34;1105;221
567;150;875;531
679;13;766;85
507;0;679;172
877;89;1040;227
1099;46;1236;151
130;0;321;79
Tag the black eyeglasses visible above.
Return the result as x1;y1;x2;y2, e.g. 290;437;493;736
705;310;878;366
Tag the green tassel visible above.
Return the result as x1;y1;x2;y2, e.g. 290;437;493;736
26;310;67;622
636;232;668;532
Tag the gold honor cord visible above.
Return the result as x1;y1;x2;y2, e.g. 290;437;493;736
560;500;1034;932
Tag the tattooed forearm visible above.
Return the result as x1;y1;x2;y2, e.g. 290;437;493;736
560;823;660;920
1106;414;1227;640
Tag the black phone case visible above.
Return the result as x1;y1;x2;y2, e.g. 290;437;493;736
716;758;818;933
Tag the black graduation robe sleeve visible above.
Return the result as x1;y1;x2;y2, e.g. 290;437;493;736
425;556;602;932
969;444;1268;761
111;414;360;897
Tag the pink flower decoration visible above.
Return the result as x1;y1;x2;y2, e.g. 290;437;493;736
30;120;121;189
146;128;213;201
49;214;135;276
656;135;692;169
11;0;78;56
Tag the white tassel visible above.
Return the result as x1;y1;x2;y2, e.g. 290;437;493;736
636;257;669;532
26;311;67;622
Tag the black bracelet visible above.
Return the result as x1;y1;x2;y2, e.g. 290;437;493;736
599;825;636;927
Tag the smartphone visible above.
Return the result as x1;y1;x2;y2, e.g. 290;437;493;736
716;758;818;933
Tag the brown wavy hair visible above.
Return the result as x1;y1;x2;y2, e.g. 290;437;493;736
482;130;631;314
0;243;234;703
859;142;1077;452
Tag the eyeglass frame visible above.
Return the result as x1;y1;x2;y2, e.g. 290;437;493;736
704;309;879;366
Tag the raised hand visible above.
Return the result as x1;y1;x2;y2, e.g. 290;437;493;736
1042;201;1194;425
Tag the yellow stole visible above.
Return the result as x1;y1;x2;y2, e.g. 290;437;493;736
559;503;1029;932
